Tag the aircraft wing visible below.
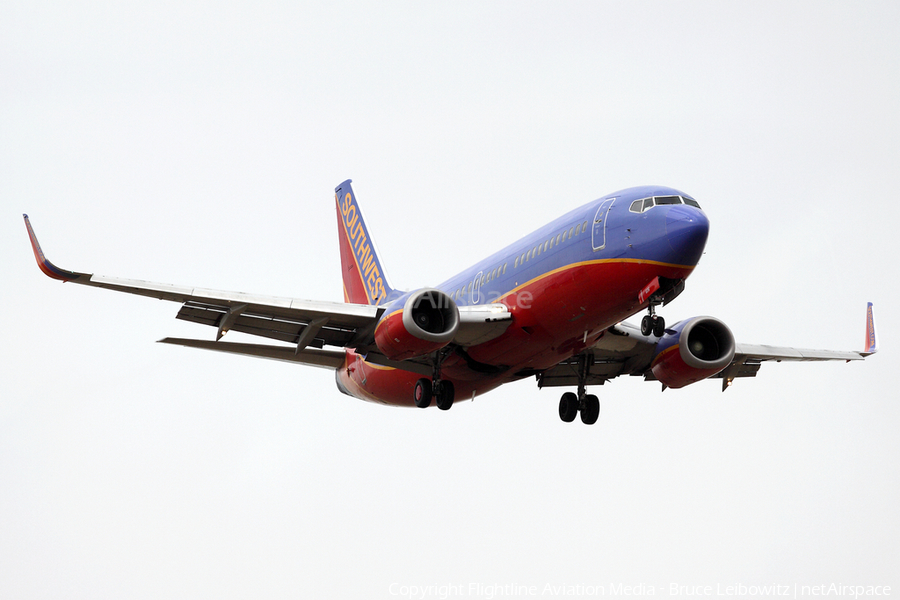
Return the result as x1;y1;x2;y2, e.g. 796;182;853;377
538;313;875;392
24;214;383;369
24;215;512;374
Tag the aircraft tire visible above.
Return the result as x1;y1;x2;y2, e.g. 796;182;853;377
652;316;666;337
559;392;578;422
436;381;455;411
414;378;432;408
581;394;600;425
641;315;653;336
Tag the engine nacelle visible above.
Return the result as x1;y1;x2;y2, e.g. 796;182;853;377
373;288;459;361
651;316;735;389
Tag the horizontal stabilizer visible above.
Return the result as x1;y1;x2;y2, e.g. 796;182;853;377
159;337;346;370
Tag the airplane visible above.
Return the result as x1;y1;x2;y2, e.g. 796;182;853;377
24;180;877;424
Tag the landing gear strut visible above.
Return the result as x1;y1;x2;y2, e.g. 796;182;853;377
558;353;600;425
414;349;455;410
640;297;666;338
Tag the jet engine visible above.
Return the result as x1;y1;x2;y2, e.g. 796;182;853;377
373;288;460;360
651;317;735;388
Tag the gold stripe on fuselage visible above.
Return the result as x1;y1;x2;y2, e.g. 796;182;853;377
490;258;695;305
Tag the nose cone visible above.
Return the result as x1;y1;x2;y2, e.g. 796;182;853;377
666;206;709;266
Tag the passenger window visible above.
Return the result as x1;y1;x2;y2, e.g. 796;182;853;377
544;241;549;252
514;256;519;268
502;263;507;274
568;226;574;238
582;220;588;232
556;233;562;245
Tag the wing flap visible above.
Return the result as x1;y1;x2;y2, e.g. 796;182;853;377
175;303;357;347
158;337;346;369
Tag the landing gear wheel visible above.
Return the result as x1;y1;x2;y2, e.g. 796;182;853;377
641;315;653;336
436;381;455;411
559;392;578;422
652;316;666;337
581;394;600;425
414;378;432;408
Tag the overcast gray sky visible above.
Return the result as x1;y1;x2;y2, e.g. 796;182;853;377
2;2;898;599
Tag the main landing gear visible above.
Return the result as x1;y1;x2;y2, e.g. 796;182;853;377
558;391;600;425
414;349;455;410
640;299;666;338
558;353;600;425
414;378;455;410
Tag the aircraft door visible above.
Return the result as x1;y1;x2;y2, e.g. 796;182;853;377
592;198;616;251
471;270;484;304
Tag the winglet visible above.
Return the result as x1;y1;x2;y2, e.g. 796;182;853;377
23;214;81;282
863;302;877;355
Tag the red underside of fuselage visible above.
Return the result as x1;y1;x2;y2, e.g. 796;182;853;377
337;259;695;407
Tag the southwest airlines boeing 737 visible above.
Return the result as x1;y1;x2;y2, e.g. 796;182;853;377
24;181;877;424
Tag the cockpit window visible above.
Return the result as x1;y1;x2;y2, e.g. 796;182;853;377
629;195;702;213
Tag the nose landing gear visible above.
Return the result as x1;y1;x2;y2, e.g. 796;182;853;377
640;299;666;338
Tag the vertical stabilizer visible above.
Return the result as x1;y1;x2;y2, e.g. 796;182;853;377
335;180;394;305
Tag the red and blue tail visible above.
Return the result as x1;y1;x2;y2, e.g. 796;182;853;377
334;180;394;305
